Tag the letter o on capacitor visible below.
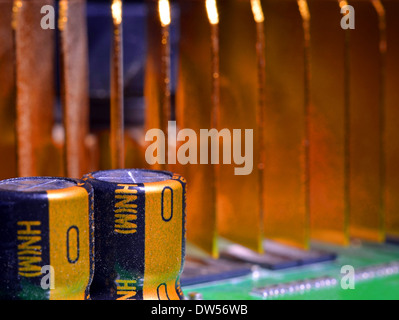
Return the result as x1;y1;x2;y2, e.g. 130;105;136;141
83;169;186;300
0;177;94;300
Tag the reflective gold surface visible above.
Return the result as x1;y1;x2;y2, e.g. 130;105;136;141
217;0;263;253
176;0;218;257
144;1;169;171
14;0;62;177
0;0;17;180
383;0;399;240
308;0;349;245
262;0;310;249
348;1;385;242
110;0;125;169
159;0;172;147
59;0;91;178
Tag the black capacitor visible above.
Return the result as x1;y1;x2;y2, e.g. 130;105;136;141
0;177;94;300
84;169;186;300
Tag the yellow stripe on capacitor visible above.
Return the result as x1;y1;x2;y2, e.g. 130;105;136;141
142;178;185;300
47;185;93;300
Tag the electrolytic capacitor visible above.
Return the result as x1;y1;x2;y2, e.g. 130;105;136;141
0;177;94;300
84;169;186;300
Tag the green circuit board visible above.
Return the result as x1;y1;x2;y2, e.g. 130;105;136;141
182;242;399;300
